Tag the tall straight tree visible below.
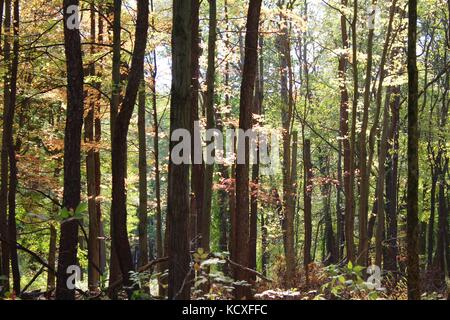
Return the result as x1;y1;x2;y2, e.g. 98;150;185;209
7;0;20;294
233;0;262;299
277;2;296;286
110;0;149;294
201;0;217;252
0;0;12;293
337;0;350;261
85;3;101;291
137;68;148;268
407;0;420;300
167;0;192;300
108;0;122;295
189;0;204;248
56;0;84;300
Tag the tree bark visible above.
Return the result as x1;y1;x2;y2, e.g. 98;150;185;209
86;4;101;291
201;0;217;252
167;0;192;300
138;70;149;268
110;0;149;295
407;0;420;300
0;0;12;293
233;0;262;299
55;0;85;300
107;0;122;296
6;0;20;294
303;139;313;283
189;0;204;249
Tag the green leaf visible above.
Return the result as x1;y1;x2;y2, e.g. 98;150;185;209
75;202;88;216
347;261;353;270
368;291;378;300
60;207;70;219
353;265;365;273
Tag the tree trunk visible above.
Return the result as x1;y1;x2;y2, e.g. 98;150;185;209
167;0;192;300
86;4;101;291
7;0;20;294
55;0;85;300
277;5;295;286
138;71;149;268
384;85;400;273
110;0;149;296
0;0;12;293
233;0;262;299
190;0;204;249
108;0;122;296
249;35;263;278
201;0;217;252
303;139;313;282
356;0;376;267
338;0;350;262
407;0;421;300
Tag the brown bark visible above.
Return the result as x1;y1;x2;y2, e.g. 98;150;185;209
338;0;350;262
277;4;296;285
407;0;420;300
0;0;12;293
201;0;217;252
303;139;313;279
167;0;192;300
347;0;358;263
138;71;149;268
107;0;122;296
86;4;100;291
110;0;149;296
7;0;20;294
384;85;400;273
233;0;262;299
55;0;85;300
190;0;204;249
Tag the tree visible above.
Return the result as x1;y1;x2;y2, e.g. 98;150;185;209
110;0;149;295
55;0;85;300
407;0;420;300
167;0;192;300
233;0;262;299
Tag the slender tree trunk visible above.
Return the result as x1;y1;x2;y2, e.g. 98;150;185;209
47;223;57;292
86;4;100;291
249;35;263;278
320;152;336;265
338;0;350;262
167;0;191;300
303;139;313;284
96;4;105;276
55;0;85;300
385;85;400;273
347;0;358;263
407;0;420;300
108;0;122;296
0;0;12;293
110;0;149;296
357;0;376;267
233;0;262;299
7;0;20;294
375;90;393;268
277;5;296;286
190;0;204;248
138;70;148;268
201;0;217;252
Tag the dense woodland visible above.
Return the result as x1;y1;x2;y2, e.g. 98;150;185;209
0;0;448;300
